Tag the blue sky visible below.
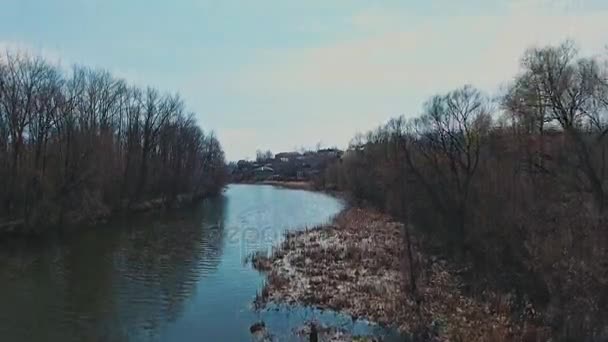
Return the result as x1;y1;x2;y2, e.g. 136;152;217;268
2;0;608;160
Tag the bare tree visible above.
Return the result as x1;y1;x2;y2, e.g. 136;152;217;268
515;42;608;212
0;50;227;227
256;149;273;162
405;85;492;247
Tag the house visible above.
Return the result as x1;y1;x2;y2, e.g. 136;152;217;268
275;152;301;163
231;148;345;182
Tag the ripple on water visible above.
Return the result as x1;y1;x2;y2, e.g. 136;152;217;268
0;185;404;341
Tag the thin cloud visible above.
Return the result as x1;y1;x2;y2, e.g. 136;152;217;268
233;7;607;98
216;5;608;158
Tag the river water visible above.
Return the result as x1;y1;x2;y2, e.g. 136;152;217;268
0;184;402;341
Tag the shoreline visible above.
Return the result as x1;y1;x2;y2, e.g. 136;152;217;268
258;180;315;191
235;181;353;204
235;180;322;192
252;206;543;341
0;190;222;238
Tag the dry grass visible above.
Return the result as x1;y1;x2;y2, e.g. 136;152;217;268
252;207;546;341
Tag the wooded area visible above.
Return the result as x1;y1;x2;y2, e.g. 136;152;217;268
0;52;226;231
319;41;608;340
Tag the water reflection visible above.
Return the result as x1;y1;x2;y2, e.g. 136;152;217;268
0;185;399;341
0;196;227;342
109;196;228;341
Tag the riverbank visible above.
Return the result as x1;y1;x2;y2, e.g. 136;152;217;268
259;180;315;191
255;181;351;203
0;191;219;237
252;207;546;341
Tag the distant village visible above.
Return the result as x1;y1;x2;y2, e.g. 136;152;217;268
228;148;343;182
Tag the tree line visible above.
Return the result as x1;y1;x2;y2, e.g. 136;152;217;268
0;52;226;231
318;41;608;340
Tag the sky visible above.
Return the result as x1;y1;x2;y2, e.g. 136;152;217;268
2;0;608;161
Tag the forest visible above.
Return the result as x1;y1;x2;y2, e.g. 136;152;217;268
318;41;608;340
0;52;226;232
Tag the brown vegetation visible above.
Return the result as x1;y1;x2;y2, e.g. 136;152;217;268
0;51;227;233
253;208;544;342
313;41;608;341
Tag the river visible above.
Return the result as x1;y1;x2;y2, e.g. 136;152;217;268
0;184;401;341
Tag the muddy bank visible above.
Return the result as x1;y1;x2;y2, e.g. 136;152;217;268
259;181;315;191
253;207;544;341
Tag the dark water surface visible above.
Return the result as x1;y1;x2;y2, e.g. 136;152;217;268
0;184;402;341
